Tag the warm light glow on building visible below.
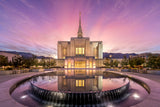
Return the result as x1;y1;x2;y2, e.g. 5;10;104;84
90;61;92;68
76;48;84;55
75;61;85;68
68;61;71;68
76;80;84;87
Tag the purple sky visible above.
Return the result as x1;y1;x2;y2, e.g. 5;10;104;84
0;0;160;57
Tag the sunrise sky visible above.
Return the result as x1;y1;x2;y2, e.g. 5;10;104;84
0;0;160;57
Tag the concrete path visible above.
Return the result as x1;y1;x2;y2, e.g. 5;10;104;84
0;72;38;83
112;71;160;107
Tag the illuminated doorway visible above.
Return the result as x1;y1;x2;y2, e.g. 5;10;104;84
75;61;86;68
76;80;85;87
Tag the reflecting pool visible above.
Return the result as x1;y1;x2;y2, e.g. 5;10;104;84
11;70;149;107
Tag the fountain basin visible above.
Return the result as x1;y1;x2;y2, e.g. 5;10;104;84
9;69;152;107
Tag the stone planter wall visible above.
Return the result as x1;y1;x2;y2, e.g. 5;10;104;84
0;69;30;75
0;69;46;75
147;70;160;75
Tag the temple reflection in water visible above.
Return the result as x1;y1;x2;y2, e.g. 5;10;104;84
58;70;103;92
31;70;128;93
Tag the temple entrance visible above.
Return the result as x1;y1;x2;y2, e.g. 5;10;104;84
75;61;86;68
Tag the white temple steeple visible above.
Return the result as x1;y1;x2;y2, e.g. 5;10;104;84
77;12;83;38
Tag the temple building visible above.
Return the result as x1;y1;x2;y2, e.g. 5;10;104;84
56;13;104;68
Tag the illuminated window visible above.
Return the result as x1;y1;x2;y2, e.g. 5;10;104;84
76;48;84;55
63;76;66;85
75;61;85;68
89;61;92;68
63;48;66;55
68;61;71;68
76;80;84;87
76;48;78;54
94;47;98;59
63;48;66;59
63;79;66;85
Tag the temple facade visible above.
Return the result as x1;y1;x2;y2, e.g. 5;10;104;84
56;13;104;68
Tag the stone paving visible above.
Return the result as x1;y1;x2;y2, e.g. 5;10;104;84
0;72;38;83
113;71;160;107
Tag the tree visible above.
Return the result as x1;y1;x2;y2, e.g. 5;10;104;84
113;60;119;67
46;61;50;68
147;55;160;69
34;59;39;68
135;57;145;66
0;55;8;66
12;56;23;68
129;57;145;68
103;58;110;67
39;58;46;68
103;58;119;68
121;55;128;67
129;58;134;68
110;60;114;67
22;55;37;68
50;59;56;67
157;57;160;69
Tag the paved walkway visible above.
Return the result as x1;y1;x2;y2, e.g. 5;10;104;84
111;71;160;107
0;72;38;83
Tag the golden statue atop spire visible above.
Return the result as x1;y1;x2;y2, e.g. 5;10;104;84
78;12;83;38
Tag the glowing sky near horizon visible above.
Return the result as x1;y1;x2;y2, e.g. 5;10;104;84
0;0;160;57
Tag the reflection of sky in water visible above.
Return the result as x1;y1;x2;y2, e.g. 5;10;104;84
102;78;129;91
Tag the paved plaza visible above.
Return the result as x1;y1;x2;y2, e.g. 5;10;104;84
0;72;38;83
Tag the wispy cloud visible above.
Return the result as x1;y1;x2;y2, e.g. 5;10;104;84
0;0;160;57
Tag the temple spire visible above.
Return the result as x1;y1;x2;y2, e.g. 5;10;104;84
77;12;83;38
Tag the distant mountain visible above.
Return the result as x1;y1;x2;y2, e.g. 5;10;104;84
103;52;137;59
0;51;34;58
36;56;53;59
1;50;158;59
0;51;53;59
